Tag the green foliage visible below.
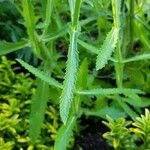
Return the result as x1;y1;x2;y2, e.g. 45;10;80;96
103;109;150;150
60;0;82;124
29;79;50;144
60;30;79;124
0;56;59;149
0;40;28;55
0;0;150;149
132;109;150;149
17;59;62;89
54;116;76;150
96;27;118;70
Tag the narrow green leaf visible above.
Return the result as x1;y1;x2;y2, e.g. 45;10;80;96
43;24;69;42
16;59;62;89
22;0;41;58
68;0;75;21
72;0;82;28
54;116;76;150
74;58;89;114
135;15;150;32
60;31;79;124
0;40;28;55
29;79;49;143
76;58;88;89
85;106;126;120
122;97;150;108
123;53;150;63
77;88;144;95
96;27;118;70
78;39;117;62
116;98;138;121
78;39;98;54
42;0;53;36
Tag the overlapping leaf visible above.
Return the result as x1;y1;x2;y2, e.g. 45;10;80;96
96;27;118;70
60;31;79;124
16;59;62;89
0;40;28;55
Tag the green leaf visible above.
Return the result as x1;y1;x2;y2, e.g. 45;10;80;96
22;0;41;58
78;39;117;62
85;106;126;120
60;31;79;124
0;40;28;55
123;97;150;108
76;58;88;89
29;79;49;143
77;88;144;95
96;27;118;70
78;39;98;54
54;116;76;150
68;0;75;21
16;59;62;89
116;98;138;121
123;53;150;63
43;24;69;42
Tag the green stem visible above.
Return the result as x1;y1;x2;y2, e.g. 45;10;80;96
112;0;123;88
129;0;134;51
72;0;82;30
115;43;123;88
112;0;119;28
42;0;53;37
22;0;41;58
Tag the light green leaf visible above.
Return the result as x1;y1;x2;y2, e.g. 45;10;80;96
16;59;62;89
122;97;150;108
76;58;88;89
68;0;75;21
77;88;144;95
116;98;138;121
96;27;118;70
43;24;69;42
22;0;41;58
60;31;79;124
29;79;49;143
78;39;98;54
0;40;28;55
85;106;126;120
78;39;117;62
54;116;76;150
123;53;150;63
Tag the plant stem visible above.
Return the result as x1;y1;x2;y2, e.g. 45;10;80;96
72;0;82;30
42;0;53;37
129;0;134;51
112;0;123;88
22;0;41;58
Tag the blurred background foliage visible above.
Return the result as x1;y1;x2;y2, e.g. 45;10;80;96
0;56;61;149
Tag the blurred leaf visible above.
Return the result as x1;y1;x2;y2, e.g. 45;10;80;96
0;40;28;55
54;116;76;150
96;27;118;70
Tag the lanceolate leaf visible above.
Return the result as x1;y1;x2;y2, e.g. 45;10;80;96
85;106;126;120
116;97;138;121
0;40;28;55
76;58;88;89
29;79;49;143
77;88;144;95
22;0;41;58
123;53;150;63
54;116;76;150
16;59;62;89
96;27;118;70
78;39;98;54
60;31;79;124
